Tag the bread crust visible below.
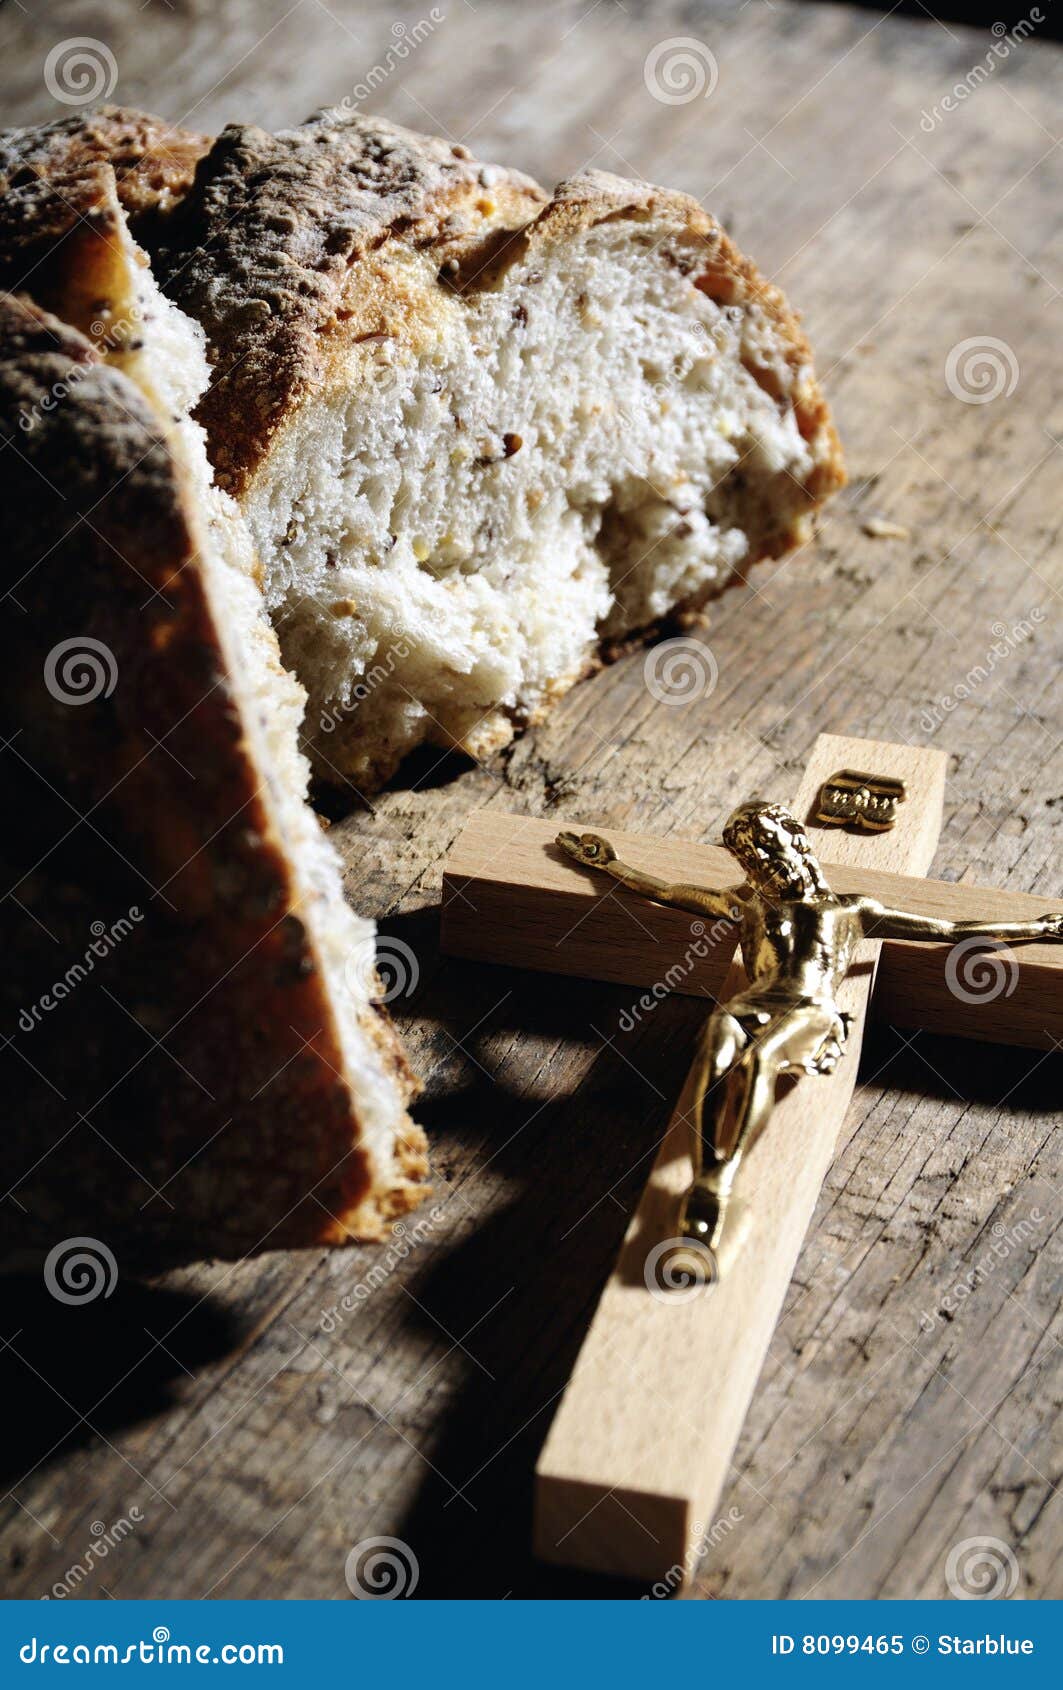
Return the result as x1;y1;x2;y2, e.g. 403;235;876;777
159;111;842;520
0;108;210;349
0;292;425;1266
0;104;209;233
156;111;546;494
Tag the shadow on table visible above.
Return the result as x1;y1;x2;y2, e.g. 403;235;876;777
5;906;1056;1594
0;1279;239;1491
856;1018;1060;1110
807;1;1062;37
384;918;1062;1597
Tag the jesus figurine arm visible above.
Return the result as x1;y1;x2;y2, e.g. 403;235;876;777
556;831;742;922
859;900;1063;944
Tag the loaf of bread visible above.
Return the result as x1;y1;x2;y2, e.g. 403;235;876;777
4;108;842;796
152;109;843;791
0;102;843;1261
0;158;427;1264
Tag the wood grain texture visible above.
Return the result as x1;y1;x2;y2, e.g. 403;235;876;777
534;735;946;1581
1;0;1061;1604
443;812;1063;1049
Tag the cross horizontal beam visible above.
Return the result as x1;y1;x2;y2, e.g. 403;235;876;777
442;809;1062;1050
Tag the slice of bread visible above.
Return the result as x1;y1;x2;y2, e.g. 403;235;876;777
0;164;427;1265
154;111;844;792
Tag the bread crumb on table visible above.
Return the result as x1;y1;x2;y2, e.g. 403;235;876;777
862;516;910;539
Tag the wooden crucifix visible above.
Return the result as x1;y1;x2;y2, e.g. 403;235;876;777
439;736;1063;1586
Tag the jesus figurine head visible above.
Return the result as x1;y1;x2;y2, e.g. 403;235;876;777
721;800;829;900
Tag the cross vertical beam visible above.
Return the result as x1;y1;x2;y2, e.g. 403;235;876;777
527;736;946;1583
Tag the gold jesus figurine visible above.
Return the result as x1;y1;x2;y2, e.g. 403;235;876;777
558;800;1063;1272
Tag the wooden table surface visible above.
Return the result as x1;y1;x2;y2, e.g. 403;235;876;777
3;0;1062;1601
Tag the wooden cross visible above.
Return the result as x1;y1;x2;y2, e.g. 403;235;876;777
439;736;1063;1586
